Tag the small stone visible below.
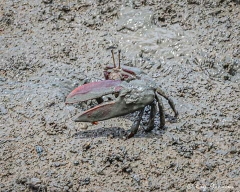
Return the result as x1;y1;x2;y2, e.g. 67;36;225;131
0;76;6;82
73;161;79;166
95;168;105;175
70;57;78;61
70;147;78;153
30;178;41;185
145;65;152;69
16;177;27;184
42;0;52;4
121;163;132;173
61;5;71;12
79;178;90;186
0;105;7;115
229;147;237;154
63;186;69;191
222;62;229;69
222;74;230;80
82;142;91;151
68;182;73;188
36;146;43;157
79;123;88;130
132;174;140;184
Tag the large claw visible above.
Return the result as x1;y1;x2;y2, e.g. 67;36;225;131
66;79;155;124
74;84;155;122
74;100;120;122
74;94;148;122
66;80;122;104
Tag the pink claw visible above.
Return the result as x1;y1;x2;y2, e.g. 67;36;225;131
74;101;117;122
66;80;122;104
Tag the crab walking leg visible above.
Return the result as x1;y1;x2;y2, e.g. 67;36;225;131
156;87;178;117
144;102;157;132
127;109;144;138
118;50;121;69
155;94;166;128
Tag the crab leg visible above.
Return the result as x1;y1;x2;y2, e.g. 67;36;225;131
156;87;178;117
144;102;157;132
118;50;121;69
127;109;144;138
155;93;165;129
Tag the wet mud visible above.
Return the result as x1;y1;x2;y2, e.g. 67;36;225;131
0;0;239;191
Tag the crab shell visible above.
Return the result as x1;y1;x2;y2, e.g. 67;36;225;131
103;65;146;80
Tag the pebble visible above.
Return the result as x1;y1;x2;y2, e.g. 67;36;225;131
79;123;88;130
61;6;71;12
79;178;90;186
0;105;7;115
73;161;79;166
35;146;43;157
42;0;52;4
28;177;41;185
63;186;69;191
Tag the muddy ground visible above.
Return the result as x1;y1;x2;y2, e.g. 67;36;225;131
0;0;240;191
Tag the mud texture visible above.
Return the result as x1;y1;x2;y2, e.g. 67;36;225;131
0;0;240;191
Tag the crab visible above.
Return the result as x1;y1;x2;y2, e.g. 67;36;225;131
66;50;178;138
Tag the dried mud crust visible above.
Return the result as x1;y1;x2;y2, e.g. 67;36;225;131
0;0;239;191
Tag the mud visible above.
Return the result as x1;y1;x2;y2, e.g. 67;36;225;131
0;0;239;191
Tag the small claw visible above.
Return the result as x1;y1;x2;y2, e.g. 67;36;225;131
104;65;145;80
66;80;122;104
121;65;145;76
74;84;155;123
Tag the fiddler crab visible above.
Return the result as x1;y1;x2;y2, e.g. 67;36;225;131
66;50;178;138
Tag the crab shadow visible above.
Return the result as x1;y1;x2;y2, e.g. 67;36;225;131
73;126;171;139
72;112;177;139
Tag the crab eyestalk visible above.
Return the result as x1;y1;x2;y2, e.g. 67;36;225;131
111;50;116;68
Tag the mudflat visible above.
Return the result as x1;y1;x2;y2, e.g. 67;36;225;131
0;0;239;191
